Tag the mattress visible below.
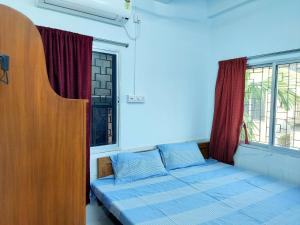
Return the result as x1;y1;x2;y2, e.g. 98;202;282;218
91;159;300;225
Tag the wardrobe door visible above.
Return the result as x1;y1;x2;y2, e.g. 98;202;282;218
0;4;86;225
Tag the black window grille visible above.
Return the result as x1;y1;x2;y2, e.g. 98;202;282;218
91;52;117;147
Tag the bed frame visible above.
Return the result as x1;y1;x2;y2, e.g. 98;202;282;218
97;142;210;178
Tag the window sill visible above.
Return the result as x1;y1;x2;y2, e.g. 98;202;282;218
240;143;300;158
90;138;211;155
90;144;120;155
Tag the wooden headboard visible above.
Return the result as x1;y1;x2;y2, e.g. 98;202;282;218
0;4;87;225
97;142;210;178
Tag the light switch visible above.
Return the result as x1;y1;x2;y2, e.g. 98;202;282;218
127;95;145;103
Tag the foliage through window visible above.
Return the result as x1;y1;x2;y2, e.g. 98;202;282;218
243;61;300;150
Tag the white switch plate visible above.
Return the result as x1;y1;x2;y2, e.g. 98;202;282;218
127;95;145;103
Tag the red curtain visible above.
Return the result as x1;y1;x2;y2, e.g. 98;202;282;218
37;26;93;204
209;57;247;164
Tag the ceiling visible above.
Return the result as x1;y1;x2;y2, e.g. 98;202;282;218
151;0;258;19
137;0;207;22
154;0;174;3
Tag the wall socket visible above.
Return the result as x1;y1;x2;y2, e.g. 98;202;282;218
127;95;145;103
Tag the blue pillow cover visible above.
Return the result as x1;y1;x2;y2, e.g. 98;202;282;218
110;149;168;184
158;141;206;170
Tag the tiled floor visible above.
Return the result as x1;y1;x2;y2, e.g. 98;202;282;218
86;200;118;225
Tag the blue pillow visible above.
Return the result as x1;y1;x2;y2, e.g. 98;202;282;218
110;149;168;184
158;141;206;170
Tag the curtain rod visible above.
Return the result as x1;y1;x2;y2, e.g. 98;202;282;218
247;48;300;60
35;25;129;48
93;37;129;48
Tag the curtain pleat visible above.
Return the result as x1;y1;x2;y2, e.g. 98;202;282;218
209;57;247;164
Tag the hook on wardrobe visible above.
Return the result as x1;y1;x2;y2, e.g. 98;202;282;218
0;54;9;85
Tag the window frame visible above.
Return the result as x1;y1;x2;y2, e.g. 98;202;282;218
246;56;300;153
90;47;120;153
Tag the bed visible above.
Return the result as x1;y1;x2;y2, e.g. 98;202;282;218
91;158;300;225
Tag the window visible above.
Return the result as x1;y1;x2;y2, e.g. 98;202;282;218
91;52;117;147
243;60;300;150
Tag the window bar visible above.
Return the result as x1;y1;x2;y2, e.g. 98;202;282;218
287;64;290;147
268;63;278;146
266;67;272;142
259;68;263;143
293;63;297;147
295;63;298;147
248;48;300;61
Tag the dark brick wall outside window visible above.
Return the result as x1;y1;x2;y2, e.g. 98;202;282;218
91;52;117;146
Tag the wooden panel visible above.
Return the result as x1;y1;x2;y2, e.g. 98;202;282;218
198;142;210;159
97;142;210;178
98;157;113;178
0;5;86;225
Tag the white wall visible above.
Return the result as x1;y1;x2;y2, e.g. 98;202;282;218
0;0;212;181
2;0;300;224
2;0;300;182
206;0;300;132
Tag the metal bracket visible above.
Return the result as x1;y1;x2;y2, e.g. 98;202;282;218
0;54;9;84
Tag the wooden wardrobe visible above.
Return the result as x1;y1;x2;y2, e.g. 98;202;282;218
0;4;86;225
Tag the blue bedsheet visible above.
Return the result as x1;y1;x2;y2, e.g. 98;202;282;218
91;159;300;225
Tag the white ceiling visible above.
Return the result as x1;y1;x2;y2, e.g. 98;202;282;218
137;0;207;22
154;0;174;3
151;0;258;19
